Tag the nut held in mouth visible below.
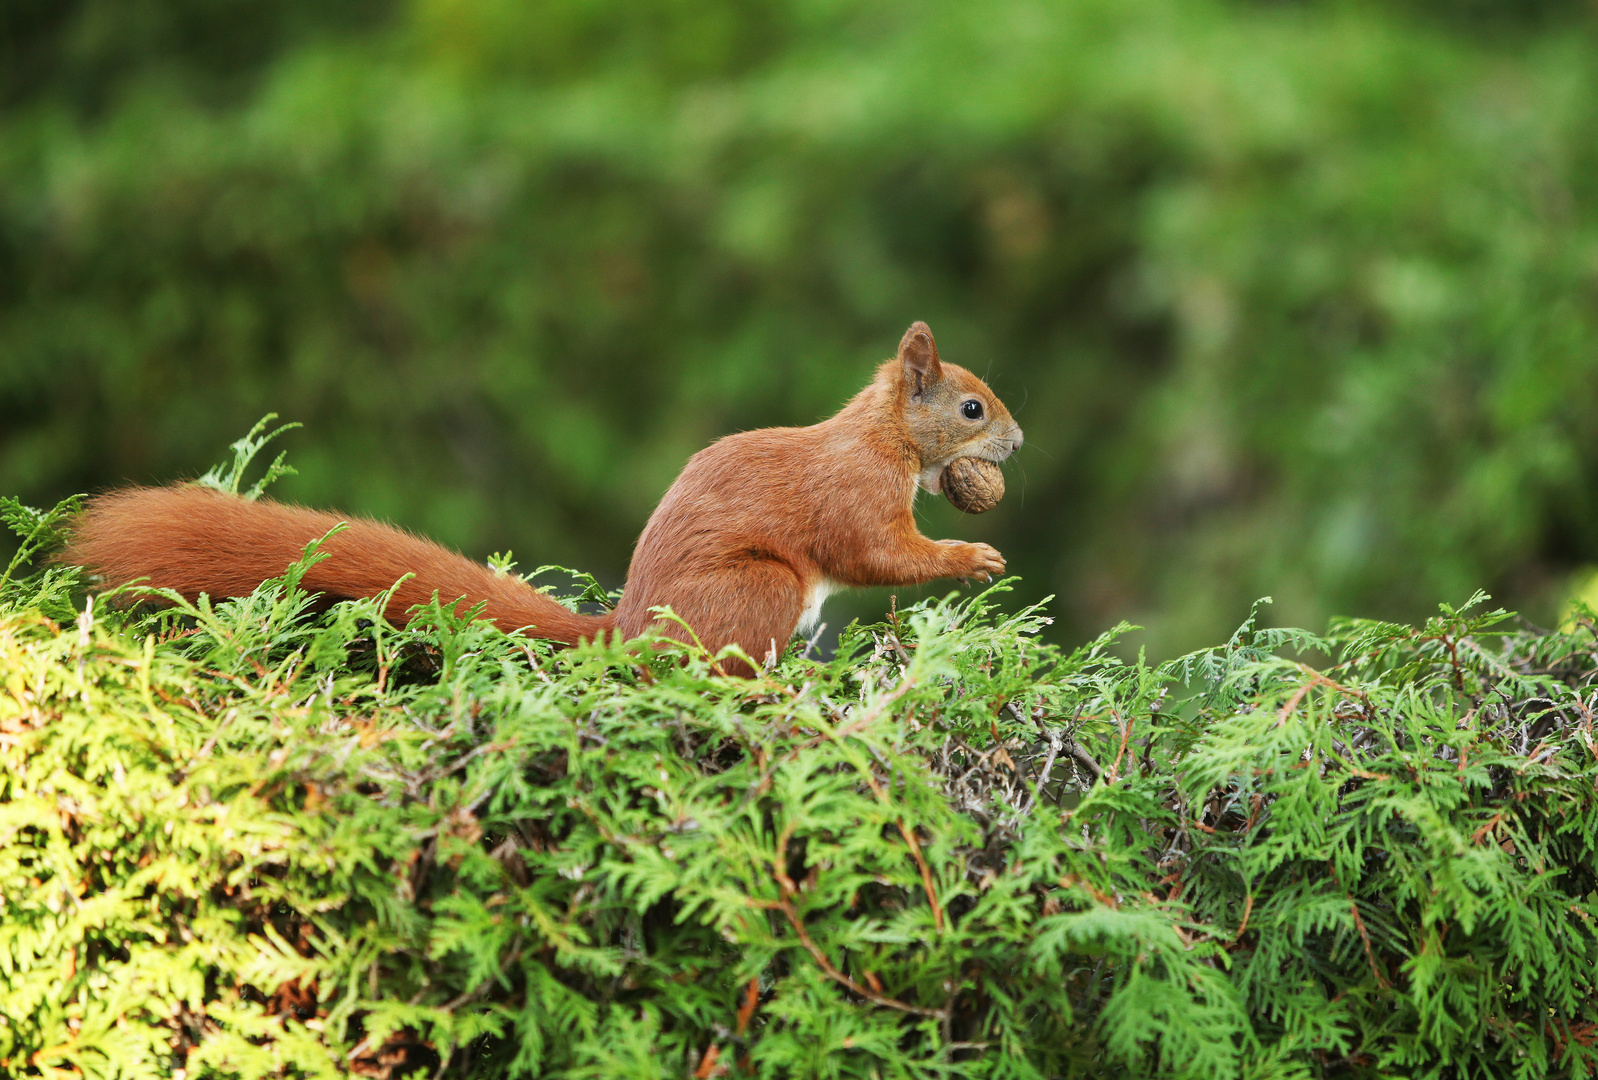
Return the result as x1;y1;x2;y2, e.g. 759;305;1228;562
941;457;1005;514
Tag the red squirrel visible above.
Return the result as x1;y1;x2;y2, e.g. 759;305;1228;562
63;322;1022;675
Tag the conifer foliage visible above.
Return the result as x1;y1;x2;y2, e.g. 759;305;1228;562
0;486;1595;1077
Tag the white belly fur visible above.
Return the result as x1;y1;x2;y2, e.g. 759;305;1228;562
797;578;840;636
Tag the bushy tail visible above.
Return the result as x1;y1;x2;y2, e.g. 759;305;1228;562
59;485;613;644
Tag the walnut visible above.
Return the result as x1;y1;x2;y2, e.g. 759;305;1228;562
941;457;1005;514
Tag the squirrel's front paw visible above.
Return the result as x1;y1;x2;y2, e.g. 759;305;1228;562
943;541;1005;583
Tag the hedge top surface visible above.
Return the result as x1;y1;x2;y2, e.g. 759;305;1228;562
1;486;1597;1078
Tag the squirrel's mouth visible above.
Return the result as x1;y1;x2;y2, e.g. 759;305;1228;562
972;428;1023;463
917;431;1022;494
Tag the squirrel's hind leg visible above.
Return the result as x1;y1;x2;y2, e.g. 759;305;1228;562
623;557;808;678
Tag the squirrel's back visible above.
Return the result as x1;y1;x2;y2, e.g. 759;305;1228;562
62;485;610;643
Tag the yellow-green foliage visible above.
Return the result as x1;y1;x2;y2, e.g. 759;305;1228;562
1;492;1597;1078
0;609;338;1077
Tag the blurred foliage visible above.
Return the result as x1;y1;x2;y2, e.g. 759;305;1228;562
3;0;1597;653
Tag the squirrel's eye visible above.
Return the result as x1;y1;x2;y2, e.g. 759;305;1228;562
961;399;984;420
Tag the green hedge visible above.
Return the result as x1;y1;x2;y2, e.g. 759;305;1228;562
1;488;1596;1078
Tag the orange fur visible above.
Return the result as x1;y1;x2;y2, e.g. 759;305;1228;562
63;322;1022;675
63;485;608;644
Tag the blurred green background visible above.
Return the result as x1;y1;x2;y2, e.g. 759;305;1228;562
3;0;1596;655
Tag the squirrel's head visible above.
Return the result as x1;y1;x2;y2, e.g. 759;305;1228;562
888;322;1023;492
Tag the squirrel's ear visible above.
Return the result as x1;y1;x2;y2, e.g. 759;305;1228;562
897;321;943;398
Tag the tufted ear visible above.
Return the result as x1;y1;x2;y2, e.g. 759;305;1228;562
897;321;943;399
